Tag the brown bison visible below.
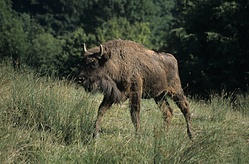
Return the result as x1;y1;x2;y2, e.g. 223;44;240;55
77;39;192;139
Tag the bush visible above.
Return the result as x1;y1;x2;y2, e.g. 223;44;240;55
27;33;62;73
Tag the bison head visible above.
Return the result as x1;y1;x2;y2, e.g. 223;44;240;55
77;43;108;92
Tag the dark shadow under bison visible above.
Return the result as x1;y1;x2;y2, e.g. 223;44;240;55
77;39;192;139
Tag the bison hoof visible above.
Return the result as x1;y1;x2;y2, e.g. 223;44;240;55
93;133;100;139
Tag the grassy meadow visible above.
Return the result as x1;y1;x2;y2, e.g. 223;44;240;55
0;62;249;164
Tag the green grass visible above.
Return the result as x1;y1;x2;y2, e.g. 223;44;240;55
0;62;249;163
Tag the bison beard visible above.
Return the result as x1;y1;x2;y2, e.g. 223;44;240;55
100;76;123;103
79;75;123;103
78;39;193;139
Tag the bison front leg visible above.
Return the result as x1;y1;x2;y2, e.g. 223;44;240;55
93;96;113;138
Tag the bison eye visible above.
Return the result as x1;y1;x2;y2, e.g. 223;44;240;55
88;58;95;63
91;61;99;68
82;57;100;69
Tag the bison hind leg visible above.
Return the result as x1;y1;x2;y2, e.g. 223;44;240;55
154;93;173;132
171;92;192;139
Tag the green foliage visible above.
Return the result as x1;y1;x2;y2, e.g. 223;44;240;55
96;17;151;48
29;33;63;73
11;0;174;47
12;0;88;35
166;0;249;96
57;28;96;77
0;0;28;63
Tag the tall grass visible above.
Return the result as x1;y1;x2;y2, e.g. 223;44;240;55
0;62;249;163
0;62;97;162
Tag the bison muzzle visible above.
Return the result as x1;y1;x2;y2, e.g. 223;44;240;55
77;39;192;139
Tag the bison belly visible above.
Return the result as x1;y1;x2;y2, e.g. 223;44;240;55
142;72;168;98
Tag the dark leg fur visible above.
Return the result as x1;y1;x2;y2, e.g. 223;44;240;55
130;91;141;135
155;91;192;139
172;93;192;139
155;94;173;132
93;96;113;138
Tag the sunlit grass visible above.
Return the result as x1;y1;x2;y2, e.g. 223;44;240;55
0;62;248;163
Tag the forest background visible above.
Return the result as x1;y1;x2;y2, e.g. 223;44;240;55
1;0;249;97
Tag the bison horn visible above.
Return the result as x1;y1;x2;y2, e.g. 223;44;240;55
83;43;87;53
99;44;103;57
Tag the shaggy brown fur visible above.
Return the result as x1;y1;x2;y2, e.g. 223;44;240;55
77;39;192;139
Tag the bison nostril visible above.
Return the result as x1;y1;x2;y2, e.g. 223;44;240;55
77;77;84;83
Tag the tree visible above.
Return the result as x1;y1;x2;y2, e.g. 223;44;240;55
58;28;96;77
96;17;151;47
166;0;249;96
30;33;63;74
12;0;88;35
81;0;174;49
0;0;28;69
10;0;175;49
